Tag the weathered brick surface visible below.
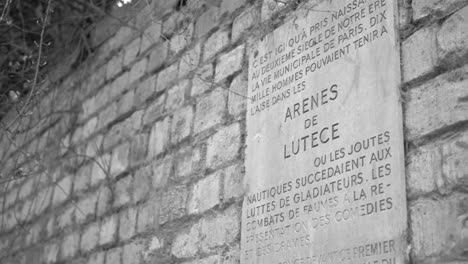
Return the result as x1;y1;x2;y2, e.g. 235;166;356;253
33;188;52;215
261;0;288;22
170;23;194;55
183;255;222;264
228;74;248;118
105;247;122;264
156;63;179;91
133;166;151;202
203;30;230;61
221;0;247;15
405;65;468;139
194;90;226;133
199;205;240;253
96;186;111;217
152;0;178;17
52;175;73;206
171;223;200;258
102;111;142;149
135;75;157;106
129;132;149;166
110;143;130;178
437;5;468;68
57;206;75;229
88;65;107;93
402;26;438;83
75;165;91;194
60;232;80;260
86;135;104;158
143;94;166;125
43;242;59;264
407;145;440;198
123;240;145;264
91;154;111;185
148;42;168;73
166;79;189;111
76;191;98;223
83;117;99;140
222;163;245;200
174;147;202;179
407;131;468;198
134;6;153;30
441;133;468;190
196;8;219;38
152;157;172;189
118;90;135;116
81;222;100;252
180;44;201;77
140;22;162;54
191;64;214;96
145;235;164;255
88;251;105;264
188;173;221;214
129;58;148;84
171;105;194;144
111;72;130;99
232;7;259;41
94;18;128;49
215;45;244;82
114;176;132;207
223;245;240;264
137;199;159;233
159;185;187;224
99;215;117;246
5;189;17;209
119;207;137;241
162;12;183;38
98;103;118;129
148;117;171;157
412;0;467;21
106;51;124;80
206;123;241;169
18;177;34;200
123;37;141;67
410;194;468;261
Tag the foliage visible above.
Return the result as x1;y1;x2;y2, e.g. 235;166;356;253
0;0;115;118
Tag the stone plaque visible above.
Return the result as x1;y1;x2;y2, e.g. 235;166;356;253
242;0;406;264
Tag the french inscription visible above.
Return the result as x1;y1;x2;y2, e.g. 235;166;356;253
243;0;406;264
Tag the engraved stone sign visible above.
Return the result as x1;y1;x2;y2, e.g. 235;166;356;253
242;0;407;263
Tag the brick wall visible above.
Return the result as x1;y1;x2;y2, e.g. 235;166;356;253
0;0;467;263
401;0;468;262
